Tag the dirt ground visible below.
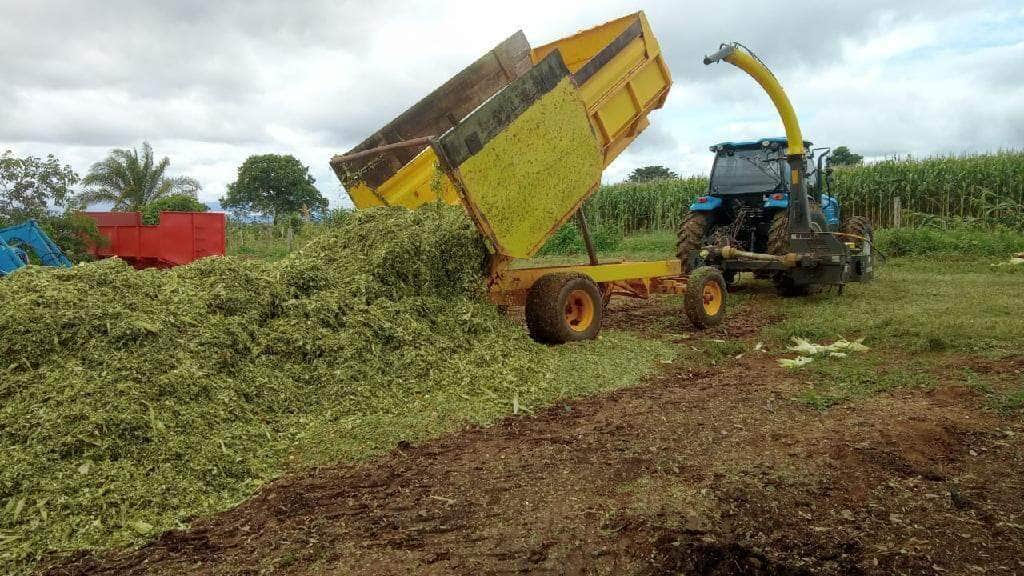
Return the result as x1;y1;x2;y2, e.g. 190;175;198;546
49;302;1024;576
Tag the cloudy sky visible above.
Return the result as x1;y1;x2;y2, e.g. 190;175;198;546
2;0;1022;208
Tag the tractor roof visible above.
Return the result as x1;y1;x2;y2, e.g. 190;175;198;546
710;137;812;152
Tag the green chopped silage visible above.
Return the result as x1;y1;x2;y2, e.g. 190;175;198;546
0;206;498;569
0;204;674;574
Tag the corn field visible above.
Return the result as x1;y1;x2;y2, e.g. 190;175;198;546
584;176;706;234
831;151;1024;229
585;151;1024;233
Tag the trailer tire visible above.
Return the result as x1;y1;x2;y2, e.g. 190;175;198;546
684;266;727;329
676;212;711;272
525;273;603;344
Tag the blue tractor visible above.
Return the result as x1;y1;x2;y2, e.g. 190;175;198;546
676;137;872;295
0;219;73;277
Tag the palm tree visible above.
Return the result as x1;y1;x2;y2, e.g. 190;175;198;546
79;142;201;210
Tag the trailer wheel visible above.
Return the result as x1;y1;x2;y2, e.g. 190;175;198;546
525;273;603;344
684;266;727;329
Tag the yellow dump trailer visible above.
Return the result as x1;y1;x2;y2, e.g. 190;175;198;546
331;12;727;343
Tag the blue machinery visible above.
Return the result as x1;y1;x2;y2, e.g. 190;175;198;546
0;220;72;276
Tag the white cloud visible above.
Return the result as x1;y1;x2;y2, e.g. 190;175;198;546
0;0;1020;206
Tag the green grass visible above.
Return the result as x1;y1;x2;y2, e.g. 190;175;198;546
793;355;937;409
617;230;677;258
762;258;1023;358
225;223;318;262
525;230;676;265
994;386;1024;412
875;225;1024;257
760;257;1023;408
957;367;1024;413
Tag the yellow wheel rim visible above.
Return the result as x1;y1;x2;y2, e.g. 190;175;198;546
565;289;595;332
702;281;723;316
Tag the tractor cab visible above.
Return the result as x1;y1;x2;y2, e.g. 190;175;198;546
691;138;839;229
710;138;812;193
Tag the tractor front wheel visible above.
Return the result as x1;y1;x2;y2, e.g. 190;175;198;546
525;273;603;344
684;266;727;329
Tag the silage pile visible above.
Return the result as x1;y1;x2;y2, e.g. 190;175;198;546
0;205;544;570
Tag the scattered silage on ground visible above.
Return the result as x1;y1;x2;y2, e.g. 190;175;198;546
0;204;671;574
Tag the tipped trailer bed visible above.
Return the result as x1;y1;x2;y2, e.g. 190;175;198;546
332;12;728;342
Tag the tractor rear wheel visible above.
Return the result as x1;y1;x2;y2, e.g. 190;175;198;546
767;203;828;255
684;266;727;329
525;273;603;344
767;210;790;256
676;212;711;272
842;216;873;254
768;204;827;297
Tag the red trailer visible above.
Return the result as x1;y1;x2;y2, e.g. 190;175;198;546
84;211;226;269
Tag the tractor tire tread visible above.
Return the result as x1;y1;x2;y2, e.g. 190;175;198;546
770;202;826;296
675;212;710;272
842;216;873;251
768;210;790;256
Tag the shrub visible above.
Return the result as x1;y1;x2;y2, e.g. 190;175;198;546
874;226;1024;257
140;194;208;225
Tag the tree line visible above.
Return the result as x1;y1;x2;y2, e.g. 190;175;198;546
1;143;330;260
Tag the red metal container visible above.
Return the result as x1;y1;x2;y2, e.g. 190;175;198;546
84;211;226;269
